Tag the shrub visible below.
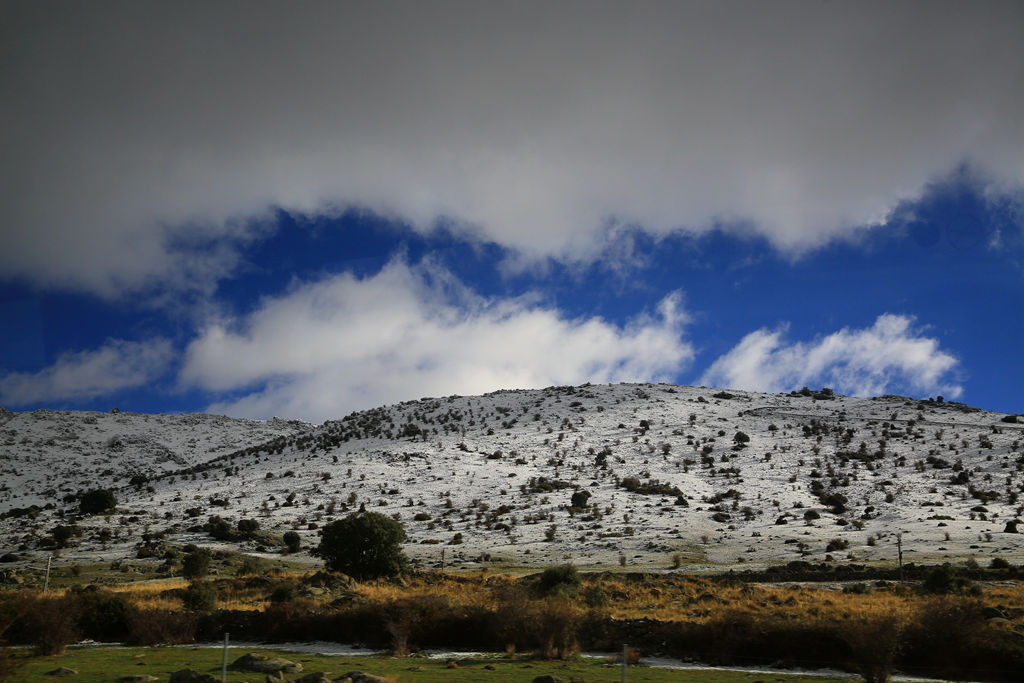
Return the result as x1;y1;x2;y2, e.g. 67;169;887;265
825;538;849;552
181;581;217;611
125;609;197;645
51;524;77;548
71;586;135;641
283;531;301;553
313;511;408;579
18;595;80;655
237;556;263;576
840;614;902;683
569;490;591;509
181;548;211;579
581;584;610;608
921;565;978;595
236;519;260;537
269;582;300;603
204;515;236;541
537;564;581;596
79;489;117;515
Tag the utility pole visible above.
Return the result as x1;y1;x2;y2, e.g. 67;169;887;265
43;555;52;593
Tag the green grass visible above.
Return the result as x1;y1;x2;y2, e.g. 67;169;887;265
6;646;861;682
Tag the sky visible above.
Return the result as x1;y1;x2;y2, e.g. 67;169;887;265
1;1;1022;422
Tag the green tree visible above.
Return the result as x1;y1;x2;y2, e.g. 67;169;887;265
283;530;301;553
51;524;77;548
79;489;117;515
181;548;211;579
313;511;408;579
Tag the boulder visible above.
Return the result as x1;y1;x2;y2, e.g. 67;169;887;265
229;652;303;675
531;677;566;683
294;674;333;683
338;673;391;683
45;667;78;676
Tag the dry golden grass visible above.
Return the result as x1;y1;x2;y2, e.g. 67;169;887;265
62;568;1024;635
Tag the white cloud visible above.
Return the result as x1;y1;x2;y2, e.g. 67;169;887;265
0;339;173;407
699;314;961;399
181;260;692;421
2;2;1023;294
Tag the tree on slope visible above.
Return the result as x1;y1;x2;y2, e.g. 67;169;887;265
79;488;117;515
313;511;408;579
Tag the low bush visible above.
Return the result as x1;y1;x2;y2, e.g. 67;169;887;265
181;581;218;611
537;564;581;596
181;548;211;579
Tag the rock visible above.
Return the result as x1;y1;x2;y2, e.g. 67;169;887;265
45;667;78;676
338;673;391;683
295;673;333;683
169;670;218;683
531;677;565;683
118;676;158;683
229;652;303;674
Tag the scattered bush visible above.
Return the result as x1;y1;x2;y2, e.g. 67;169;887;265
181;548;212;579
269;582;300;603
825;538;849;552
283;531;301;553
79;489;117;515
537;564;581;596
181;581;217;611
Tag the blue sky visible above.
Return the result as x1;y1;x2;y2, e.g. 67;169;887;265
1;2;1022;421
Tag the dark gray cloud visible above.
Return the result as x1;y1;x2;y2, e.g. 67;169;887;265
3;1;1022;295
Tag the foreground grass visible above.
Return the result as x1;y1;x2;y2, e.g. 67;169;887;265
8;646;860;683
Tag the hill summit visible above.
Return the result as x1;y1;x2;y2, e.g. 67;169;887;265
2;383;1022;571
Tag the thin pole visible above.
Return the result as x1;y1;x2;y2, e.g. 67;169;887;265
221;632;229;683
621;643;628;683
43;555;52;593
896;534;904;581
441;548;446;572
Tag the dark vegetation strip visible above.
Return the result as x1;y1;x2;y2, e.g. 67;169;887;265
3;570;1024;682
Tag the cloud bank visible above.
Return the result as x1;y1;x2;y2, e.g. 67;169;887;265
181;260;693;421
0;339;172;407
699;314;961;399
3;1;1023;295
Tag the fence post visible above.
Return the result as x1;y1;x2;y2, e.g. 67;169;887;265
221;631;229;683
621;643;628;683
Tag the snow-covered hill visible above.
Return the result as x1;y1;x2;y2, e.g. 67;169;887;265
0;408;311;510
3;384;1023;571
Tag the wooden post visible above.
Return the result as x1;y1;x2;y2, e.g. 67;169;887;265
221;632;229;683
441;547;446;572
896;534;904;581
43;555;52;593
621;643;628;683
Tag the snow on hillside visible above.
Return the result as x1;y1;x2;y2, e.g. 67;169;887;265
0;408;311;510
2;384;1023;572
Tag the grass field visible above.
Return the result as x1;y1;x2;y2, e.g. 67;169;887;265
7;646;866;683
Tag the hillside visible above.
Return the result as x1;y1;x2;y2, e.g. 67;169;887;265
2;383;1023;573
